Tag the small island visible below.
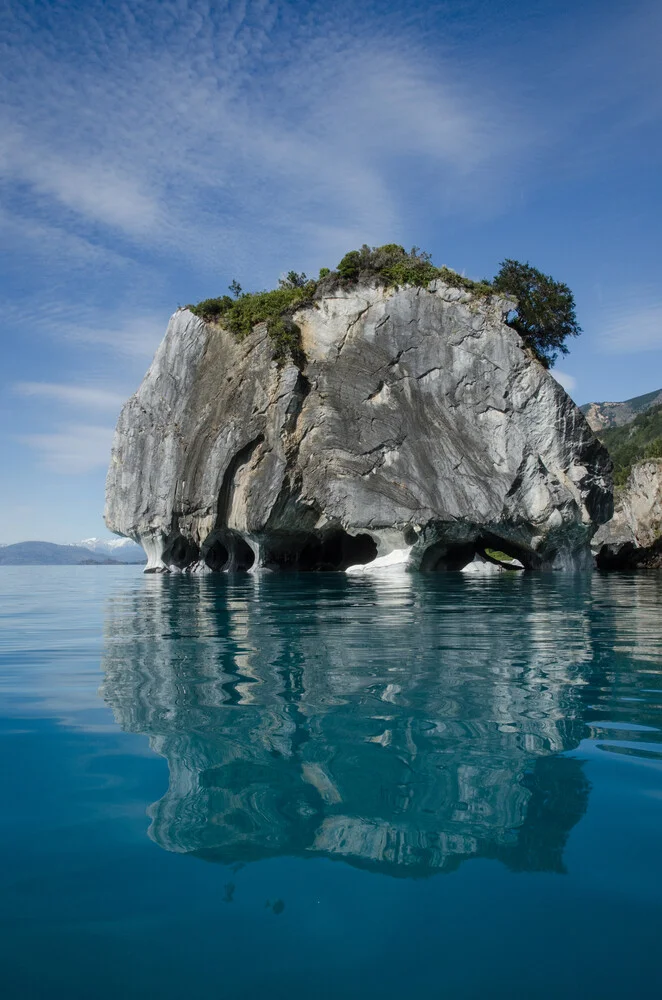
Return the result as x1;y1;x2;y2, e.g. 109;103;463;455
105;244;617;574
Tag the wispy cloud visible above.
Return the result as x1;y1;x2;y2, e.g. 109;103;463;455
3;0;657;300
62;315;167;359
602;298;662;353
553;370;577;394
19;424;115;474
14;382;127;412
0;0;531;273
3;296;167;364
0;129;160;236
2;0;660;278
0;206;137;273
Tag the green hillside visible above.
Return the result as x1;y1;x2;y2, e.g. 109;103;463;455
599;403;662;486
624;388;662;415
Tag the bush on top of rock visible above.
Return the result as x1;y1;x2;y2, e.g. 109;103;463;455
188;244;580;370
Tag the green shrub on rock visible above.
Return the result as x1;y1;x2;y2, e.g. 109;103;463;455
188;296;234;321
336;249;362;280
279;271;309;289
189;283;314;368
188;245;581;371
599;404;662;487
335;244;437;287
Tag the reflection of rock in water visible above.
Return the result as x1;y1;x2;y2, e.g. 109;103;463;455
101;573;594;876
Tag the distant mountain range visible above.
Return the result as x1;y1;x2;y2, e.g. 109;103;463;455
79;537;146;561
580;388;662;432
0;538;146;566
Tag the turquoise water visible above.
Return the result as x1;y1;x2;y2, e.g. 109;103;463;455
1;567;662;999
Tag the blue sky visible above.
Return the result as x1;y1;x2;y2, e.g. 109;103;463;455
1;0;661;542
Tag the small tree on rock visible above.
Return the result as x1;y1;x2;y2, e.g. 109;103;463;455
492;259;581;367
279;270;308;289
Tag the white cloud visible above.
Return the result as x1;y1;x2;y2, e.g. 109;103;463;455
3;298;167;363
602;300;662;353
0;205;137;272
14;382;127;412
1;0;659;284
0;130;160;235
553;370;577;393
63;315;166;359
19;424;115;474
0;0;529;268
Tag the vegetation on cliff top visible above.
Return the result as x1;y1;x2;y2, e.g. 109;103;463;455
492;259;580;367
598;403;662;487
188;244;580;368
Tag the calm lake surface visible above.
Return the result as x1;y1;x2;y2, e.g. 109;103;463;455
1;566;661;999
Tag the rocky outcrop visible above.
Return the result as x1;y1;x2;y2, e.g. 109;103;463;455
594;460;662;569
105;280;612;572
581;388;662;433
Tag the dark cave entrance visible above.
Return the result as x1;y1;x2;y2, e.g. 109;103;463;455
203;534;255;572
263;529;378;572
233;536;256;571
595;539;662;571
419;541;476;572
420;534;529;571
164;536;200;569
204;540;229;572
476;534;529;570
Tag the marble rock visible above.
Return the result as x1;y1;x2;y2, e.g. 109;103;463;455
105;280;612;573
593;460;662;569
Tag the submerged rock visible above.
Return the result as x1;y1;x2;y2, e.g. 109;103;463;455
105;280;612;572
594;460;662;569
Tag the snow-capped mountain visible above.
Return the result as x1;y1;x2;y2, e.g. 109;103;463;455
78;537;146;562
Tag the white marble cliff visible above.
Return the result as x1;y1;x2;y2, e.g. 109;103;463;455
105;279;612;572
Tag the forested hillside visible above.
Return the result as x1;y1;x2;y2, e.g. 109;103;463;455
599;404;662;486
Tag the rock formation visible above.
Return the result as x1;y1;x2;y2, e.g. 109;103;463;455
105;279;612;572
594;460;662;569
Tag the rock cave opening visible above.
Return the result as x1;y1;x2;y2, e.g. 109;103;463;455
595;539;662;571
204;540;230;572
200;534;256;572
419;541;477;572
164;535;200;570
420;534;530;571
264;529;378;572
232;536;256;571
476;535;529;570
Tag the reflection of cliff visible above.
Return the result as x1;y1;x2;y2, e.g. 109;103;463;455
101;573;596;876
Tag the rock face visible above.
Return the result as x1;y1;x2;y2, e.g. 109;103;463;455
105;280;612;572
594;460;662;569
